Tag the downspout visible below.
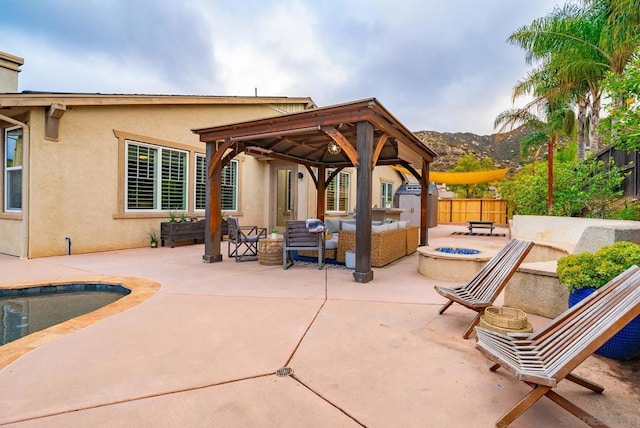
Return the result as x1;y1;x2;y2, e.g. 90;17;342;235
0;113;30;259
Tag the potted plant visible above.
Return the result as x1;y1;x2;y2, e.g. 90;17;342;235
270;229;279;239
556;241;640;360
147;230;159;248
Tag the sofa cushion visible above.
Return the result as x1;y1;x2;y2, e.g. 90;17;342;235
372;223;388;233
325;218;341;233
342;222;356;231
325;236;339;249
397;220;408;228
340;219;356;230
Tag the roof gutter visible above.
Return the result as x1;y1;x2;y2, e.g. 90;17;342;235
0;113;30;259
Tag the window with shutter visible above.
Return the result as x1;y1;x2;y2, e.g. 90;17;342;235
125;141;187;211
195;154;206;210
194;155;239;212
220;160;238;211
326;170;350;212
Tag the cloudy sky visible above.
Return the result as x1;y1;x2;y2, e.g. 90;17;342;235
1;0;562;135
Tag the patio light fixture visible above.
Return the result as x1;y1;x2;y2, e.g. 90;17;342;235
327;141;342;155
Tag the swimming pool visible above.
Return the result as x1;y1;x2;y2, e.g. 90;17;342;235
0;276;161;371
1;284;130;345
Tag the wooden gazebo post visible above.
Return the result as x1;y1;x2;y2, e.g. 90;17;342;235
203;140;233;263
316;165;326;221
354;121;374;283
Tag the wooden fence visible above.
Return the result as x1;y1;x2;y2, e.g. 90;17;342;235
437;199;507;225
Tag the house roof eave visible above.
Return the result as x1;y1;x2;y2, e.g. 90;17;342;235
0;93;317;109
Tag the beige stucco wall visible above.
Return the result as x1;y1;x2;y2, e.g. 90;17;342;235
23;103;293;257
0;215;22;255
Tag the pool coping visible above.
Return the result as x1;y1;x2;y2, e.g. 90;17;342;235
0;276;160;370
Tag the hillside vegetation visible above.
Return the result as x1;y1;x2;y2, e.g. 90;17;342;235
414;127;528;172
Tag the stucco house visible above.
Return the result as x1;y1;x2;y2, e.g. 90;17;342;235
0;52;408;258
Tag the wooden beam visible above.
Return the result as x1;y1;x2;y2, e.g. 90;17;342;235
243;148;322;168
196;105;373;142
305;165;318;188
399;160;422;182
321;126;360;167
372;134;389;166
325;166;345;188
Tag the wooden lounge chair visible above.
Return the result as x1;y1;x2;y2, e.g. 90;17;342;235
475;265;640;428
434;239;534;338
227;217;266;262
283;220;324;270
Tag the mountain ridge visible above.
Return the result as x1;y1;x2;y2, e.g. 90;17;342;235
414;127;527;171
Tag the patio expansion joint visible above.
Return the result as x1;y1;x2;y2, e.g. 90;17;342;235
1;373;276;426
3;268;367;426
277;268;366;427
290;373;366;427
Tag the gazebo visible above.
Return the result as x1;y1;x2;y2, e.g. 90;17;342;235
192;98;437;283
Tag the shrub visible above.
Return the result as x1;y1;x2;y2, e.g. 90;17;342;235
556;241;640;292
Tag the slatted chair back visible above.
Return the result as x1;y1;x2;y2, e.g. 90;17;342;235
532;266;640;379
226;217;266;262
434;238;534;338
283;220;324;270
227;217;240;243
475;265;640;427
461;239;533;306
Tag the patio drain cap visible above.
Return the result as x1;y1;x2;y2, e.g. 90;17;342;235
275;367;294;377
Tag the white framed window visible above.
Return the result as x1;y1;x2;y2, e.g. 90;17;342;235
195;154;206;211
126;140;188;211
381;181;393;208
4;126;22;212
326;170;350;212
220;159;238;211
195;154;239;211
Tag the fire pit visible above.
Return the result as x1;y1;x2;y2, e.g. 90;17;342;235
435;247;480;255
418;245;492;281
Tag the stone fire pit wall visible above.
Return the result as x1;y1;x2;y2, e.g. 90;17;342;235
505;216;640;318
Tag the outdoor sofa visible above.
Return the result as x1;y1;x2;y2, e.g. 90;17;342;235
327;218;419;267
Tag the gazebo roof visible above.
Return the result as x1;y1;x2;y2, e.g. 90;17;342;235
192;97;436;283
193;98;436;168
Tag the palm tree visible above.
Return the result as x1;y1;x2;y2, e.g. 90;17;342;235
511;56;589;158
508;1;639;153
495;102;575;214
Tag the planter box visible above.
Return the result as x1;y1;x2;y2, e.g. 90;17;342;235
161;221;205;248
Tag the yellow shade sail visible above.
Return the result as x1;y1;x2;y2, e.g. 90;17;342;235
392;166;509;184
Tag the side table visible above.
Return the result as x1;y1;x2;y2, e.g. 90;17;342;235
258;236;283;265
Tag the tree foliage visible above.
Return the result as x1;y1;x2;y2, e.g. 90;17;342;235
448;155;496;198
506;0;640;154
500;157;625;217
600;50;640;150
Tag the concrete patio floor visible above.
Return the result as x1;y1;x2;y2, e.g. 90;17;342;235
0;224;638;427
